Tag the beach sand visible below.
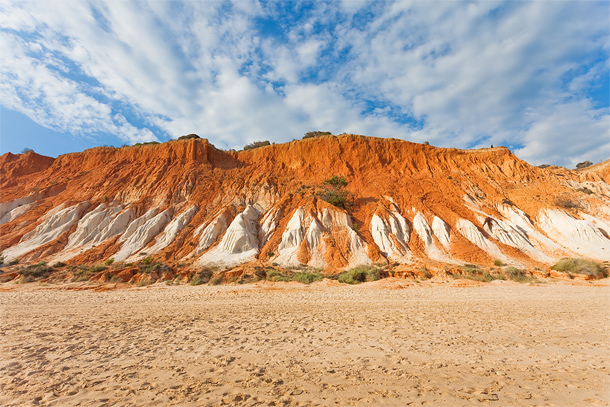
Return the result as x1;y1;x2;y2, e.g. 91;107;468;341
1;279;608;406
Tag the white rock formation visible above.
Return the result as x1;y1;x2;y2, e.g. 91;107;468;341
498;205;569;259
193;212;229;256
273;207;305;266
319;208;372;268
455;218;509;263
114;209;173;261
537;209;610;260
273;207;371;269
0;196;35;221
259;208;281;245
371;211;411;263
580;213;610;238
431;216;451;249
119;208;159;243
304;218;325;268
46;205;136;263
195;205;260;267
413;212;453;262
482;215;554;263
0;202;34;225
66;204;123;249
89;208;135;246
221;206;260;253
2;202;89;263
144;205;198;254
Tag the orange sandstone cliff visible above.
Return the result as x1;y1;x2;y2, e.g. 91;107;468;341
1;135;608;279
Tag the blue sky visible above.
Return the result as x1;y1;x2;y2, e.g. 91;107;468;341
0;0;608;167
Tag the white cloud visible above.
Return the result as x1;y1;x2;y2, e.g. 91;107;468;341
0;30;155;143
515;101;610;167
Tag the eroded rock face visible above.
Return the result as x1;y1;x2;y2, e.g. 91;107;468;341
1;135;609;270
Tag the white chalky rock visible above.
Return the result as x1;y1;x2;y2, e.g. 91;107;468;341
455;218;509;263
2;202;89;263
0;196;35;221
259;208;281;245
320;208;371;268
305;217;325;268
371;211;411;263
537;209;610;260
195;205;260;267
274;207;305;266
413;212;453;262
273;207;372;269
482;215;554;263
431;216;451;249
47;206;136;263
119;208;159;242
89;207;135;246
193;212;229;255
114;209;173;261
66;204;123;249
145;205;198;254
0;202;34;225
220;205;259;253
498;205;569;259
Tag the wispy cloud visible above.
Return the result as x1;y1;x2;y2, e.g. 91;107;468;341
0;0;607;166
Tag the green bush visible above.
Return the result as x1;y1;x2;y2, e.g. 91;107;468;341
254;266;267;280
505;267;535;283
190;275;204;286
417;267;432;279
18;262;53;281
323;175;348;187
320;189;349;208
178;134;200;140
141;256;154;265
493;259;504;267
243;140;271;150
550;258;607;278
318;175;349;208
338;266;381;284
191;268;213;285
577;187;593;195
209;275;224;285
90;265;108;273
139;262;170;274
71;266;94;282
303;131;332;139
105;258;115;266
292;271;323;284
455;264;497;282
266;268;291;282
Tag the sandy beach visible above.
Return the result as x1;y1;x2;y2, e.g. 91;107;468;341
1;280;608;406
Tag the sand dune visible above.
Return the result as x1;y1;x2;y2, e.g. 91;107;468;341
1;281;608;406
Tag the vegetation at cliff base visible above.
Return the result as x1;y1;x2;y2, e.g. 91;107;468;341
551;258;607;278
337;266;382;284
